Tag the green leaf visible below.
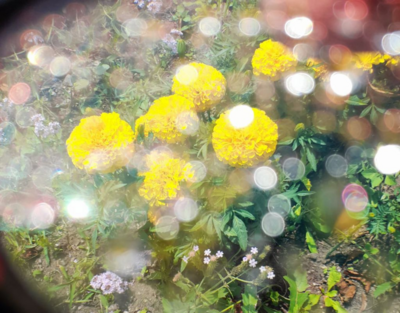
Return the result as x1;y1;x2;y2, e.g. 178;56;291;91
327;266;341;291
242;285;258;313
235;209;255;220
304;294;321;310
306;231;318;254
293;267;309;292
99;294;108;309
233;216;248;250
325;297;348;313
346;95;369;106
385;175;397;186
306;147;317;171
239;201;254;207
373;282;395;298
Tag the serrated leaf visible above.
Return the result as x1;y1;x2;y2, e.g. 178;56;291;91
233;216;248;250
306;147;317;171
242;285;258;313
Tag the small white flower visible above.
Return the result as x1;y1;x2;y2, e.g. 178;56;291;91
204;257;211;264
182;256;189;263
249;259;257;268
250;247;258;255
242;256;248;262
204;249;211;256
259;266;266;273
267;271;275;279
216;251;224;258
193;245;199;252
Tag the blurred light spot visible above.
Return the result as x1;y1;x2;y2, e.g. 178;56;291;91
341;19;363;38
325;154;348;177
20;29;44;50
27;45;55;68
2;203;26;227
347;116;371;140
229;105;254;129
328;45;352;66
344;0;369;20
9;156;32;180
282;158;305;181
184;161;207;183
199;17;221;37
123;18;148;37
50;56;71;77
32;166;54;190
383;109;400;133
106;248;150;278
155;216;179;240
8;83;31;105
285;72;315;96
261;212;285;237
175;65;198;85
15;107;36;128
293;43;314;62
42;14;66;31
374;145;400;175
31;203;55;229
345;146;365;164
116;4;139;23
239;18;260;36
284;17;313;39
0;122;16;146
329;72;353;96
109;68;133;89
342;184;368;212
66;199;90;219
127;148;150;174
313;110;337;133
174;198;198;222
254;166;277;190
175;111;199;135
268;194;291;217
382;32;400;55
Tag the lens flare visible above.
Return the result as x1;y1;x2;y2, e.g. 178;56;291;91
285;72;315;96
342;184;368;213
199;17;221;36
27;45;55;68
175;65;199;85
282;158;305;181
329;72;353;96
8;83;31;105
50;56;71;77
184;161;207;183
325;154;348;178
155;216;179;240
254;166;277;190
261;212;285;237
228;105;254;129
66;199;90;219
239;18;261;36
382;32;400;55
284;17;313;39
268;194;291;217
174;198;198;222
123;18;148;37
374;145;400;175
31;202;55;229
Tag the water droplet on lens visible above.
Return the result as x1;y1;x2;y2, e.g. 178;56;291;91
325;154;348;177
199;17;221;36
239;18;261;36
0;122;16;146
268;194;291;217
15;107;36;128
174;198;198;222
261;212;285;237
282;158;305;181
184;161;207;183
31;202;55;229
155;216;179;240
254;166;277;190
9;156;32;180
50;56;71;77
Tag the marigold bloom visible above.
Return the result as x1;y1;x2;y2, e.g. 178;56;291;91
212;107;278;167
306;58;328;79
66;112;134;173
171;62;226;112
252;40;297;81
135;95;196;144
352;52;390;72
138;151;187;206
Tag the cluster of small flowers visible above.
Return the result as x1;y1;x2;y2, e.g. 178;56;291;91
203;248;224;264
133;0;162;13
241;247;275;279
182;245;199;263
162;29;183;54
90;271;129;295
0;97;12;107
31;114;60;139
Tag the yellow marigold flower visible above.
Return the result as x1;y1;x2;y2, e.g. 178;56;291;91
138;151;186;206
66;112;134;174
352;52;389;72
306;58;329;79
252;39;297;81
171;62;226;112
212;107;278;167
135;95;196;144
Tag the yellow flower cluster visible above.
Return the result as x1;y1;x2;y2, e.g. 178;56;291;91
66;112;134;174
135;95;196;144
352;52;391;72
172;62;226;112
212;107;278;167
138;151;187;206
252;39;297;81
306;58;329;79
